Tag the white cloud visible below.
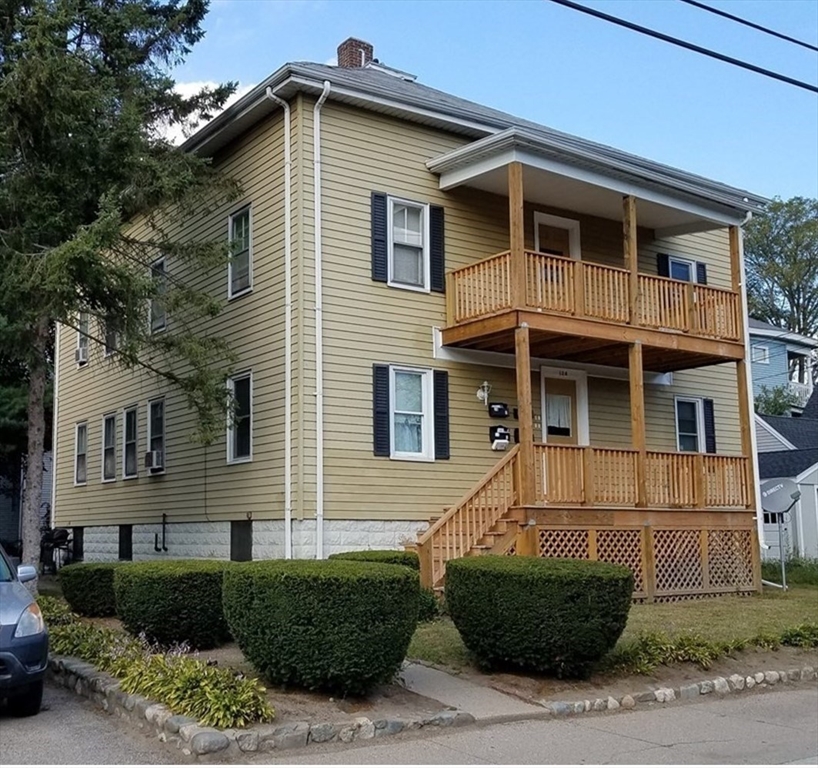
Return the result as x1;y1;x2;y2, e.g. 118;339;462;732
159;81;256;145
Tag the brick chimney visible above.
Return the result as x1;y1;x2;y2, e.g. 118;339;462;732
337;37;373;68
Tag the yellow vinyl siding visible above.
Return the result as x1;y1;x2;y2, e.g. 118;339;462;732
317;101;746;522
54;110;291;527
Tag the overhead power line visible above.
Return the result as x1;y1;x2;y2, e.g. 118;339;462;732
547;0;818;94
678;0;818;53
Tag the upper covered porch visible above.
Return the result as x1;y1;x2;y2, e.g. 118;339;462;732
428;129;766;372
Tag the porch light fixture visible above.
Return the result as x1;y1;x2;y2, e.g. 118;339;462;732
476;381;491;405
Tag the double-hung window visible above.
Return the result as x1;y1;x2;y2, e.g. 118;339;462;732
675;397;703;453
103;318;118;357
102;414;116;482
228;207;252;298
388;199;429;291
76;312;90;366
149;258;167;333
75;422;88;485
227;372;252;462
147;398;165;472
390;367;433;460
123;406;138;479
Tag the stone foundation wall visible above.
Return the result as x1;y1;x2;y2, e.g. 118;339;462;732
81;519;428;562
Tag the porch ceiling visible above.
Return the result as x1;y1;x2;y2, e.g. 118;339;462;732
427;128;765;238
441;312;743;373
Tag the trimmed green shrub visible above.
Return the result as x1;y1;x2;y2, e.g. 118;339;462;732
328;549;420;569
329;549;439;622
114;559;229;649
59;562;120;617
223;559;419;695
446;556;633;677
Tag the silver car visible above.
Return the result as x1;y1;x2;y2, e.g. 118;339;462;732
0;545;49;716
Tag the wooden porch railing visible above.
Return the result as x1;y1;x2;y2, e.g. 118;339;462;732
416;446;519;588
446;250;742;342
534;444;750;509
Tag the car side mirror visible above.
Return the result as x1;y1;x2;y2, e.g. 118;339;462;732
17;565;37;583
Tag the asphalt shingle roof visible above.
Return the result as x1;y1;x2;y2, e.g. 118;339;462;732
760;414;818;450
758;448;818;480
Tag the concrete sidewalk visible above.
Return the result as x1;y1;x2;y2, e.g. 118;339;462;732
400;663;544;720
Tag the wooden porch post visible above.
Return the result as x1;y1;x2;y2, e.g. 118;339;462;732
629;341;648;507
730;224;757;511
509;162;526;308
515;324;536;507
623;195;639;325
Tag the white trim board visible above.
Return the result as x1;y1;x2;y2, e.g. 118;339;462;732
533;211;581;259
432;328;672;385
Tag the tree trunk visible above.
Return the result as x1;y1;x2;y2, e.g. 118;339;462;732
21;320;49;594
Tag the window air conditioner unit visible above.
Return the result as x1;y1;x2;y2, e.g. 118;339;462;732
75;347;88;364
145;450;164;470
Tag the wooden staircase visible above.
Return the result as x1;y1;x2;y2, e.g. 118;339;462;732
413;446;521;588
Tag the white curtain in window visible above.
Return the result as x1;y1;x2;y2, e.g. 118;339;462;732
394;371;423;453
546;394;571;430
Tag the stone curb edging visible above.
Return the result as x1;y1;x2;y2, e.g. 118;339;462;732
533;665;817;717
47;656;475;759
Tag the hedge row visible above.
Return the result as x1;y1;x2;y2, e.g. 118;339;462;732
59;562;119;617
224;559;419;695
446;555;633;677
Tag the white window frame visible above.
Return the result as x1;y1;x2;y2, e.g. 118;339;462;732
76;312;90;367
668;255;698;283
389;366;434;462
227;205;253;299
147;397;166;474
74;422;88;486
752;345;770;365
122;405;139;480
226;371;253;464
387;197;430;293
533;212;582;260
149;257;167;334
101;413;117;483
539;366;590;445
674;396;705;453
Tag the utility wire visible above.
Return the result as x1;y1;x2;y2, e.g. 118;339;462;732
547;0;818;94
678;0;818;53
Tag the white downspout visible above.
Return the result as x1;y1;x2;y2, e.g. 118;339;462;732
313;80;331;560
737;218;765;553
265;87;294;559
50;322;60;530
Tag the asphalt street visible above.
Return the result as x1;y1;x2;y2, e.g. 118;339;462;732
0;682;815;765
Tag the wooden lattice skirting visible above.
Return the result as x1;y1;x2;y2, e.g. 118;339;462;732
507;525;758;601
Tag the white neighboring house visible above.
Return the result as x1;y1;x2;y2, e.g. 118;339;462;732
755;389;818;560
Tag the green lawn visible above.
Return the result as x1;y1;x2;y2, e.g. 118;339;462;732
408;586;818;672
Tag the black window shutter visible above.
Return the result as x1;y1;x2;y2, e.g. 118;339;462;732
696;262;708;285
433;370;450;460
373;364;390;456
657;253;670;277
429;205;445;293
371;193;388;283
703;398;717;454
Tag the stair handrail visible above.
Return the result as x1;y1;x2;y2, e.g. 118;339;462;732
416;445;520;546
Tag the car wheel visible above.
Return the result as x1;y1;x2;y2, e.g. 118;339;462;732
11;680;44;717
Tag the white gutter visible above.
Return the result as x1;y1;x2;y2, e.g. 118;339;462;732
265;87;294;559
50;322;60;530
313;80;331;560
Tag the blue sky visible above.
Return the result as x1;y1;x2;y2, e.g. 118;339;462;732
175;0;818;199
